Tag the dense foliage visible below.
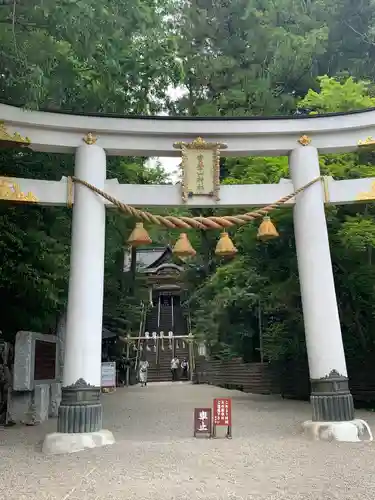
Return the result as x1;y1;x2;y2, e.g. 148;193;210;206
188;78;375;363
1;0;375;369
0;0;175;338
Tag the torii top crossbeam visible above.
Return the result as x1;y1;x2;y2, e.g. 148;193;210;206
1;103;375;208
2;102;375;156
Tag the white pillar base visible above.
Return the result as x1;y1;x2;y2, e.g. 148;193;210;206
42;429;115;455
302;419;373;442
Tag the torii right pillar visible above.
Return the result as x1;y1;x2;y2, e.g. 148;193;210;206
289;143;372;442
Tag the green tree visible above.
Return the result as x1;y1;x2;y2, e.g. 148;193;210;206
172;0;330;116
188;74;375;362
0;0;177;338
299;75;375;113
0;0;181;112
316;0;375;81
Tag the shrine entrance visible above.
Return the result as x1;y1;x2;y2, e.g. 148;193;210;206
122;246;193;383
1;103;375;453
160;294;172;307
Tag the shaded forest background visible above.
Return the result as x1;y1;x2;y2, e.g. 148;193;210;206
1;0;375;367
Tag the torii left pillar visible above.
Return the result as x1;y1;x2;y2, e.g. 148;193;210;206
43;142;115;455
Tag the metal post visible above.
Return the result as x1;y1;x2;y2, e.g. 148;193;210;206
189;339;195;382
157;295;161;329
171;295;174;330
134;302;145;376
125;341;130;387
258;298;264;363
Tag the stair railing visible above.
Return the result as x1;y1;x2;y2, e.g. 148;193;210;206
134;302;146;376
187;307;192;335
155;332;160;366
171;295;174;331
187;308;195;381
157;295;161;329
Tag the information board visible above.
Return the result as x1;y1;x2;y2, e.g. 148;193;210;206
101;361;116;388
213;397;232;438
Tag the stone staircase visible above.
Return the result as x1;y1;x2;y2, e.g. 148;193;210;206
144;306;159;333
147;338;190;382
143;303;190;382
148;346;172;382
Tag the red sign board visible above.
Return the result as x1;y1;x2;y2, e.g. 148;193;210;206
213;398;232;426
194;408;212;437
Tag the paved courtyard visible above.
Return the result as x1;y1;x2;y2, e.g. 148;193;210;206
1;382;375;499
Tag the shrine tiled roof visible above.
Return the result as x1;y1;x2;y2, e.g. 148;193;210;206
123;246;171;272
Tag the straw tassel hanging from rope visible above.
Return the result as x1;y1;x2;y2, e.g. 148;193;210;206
215;231;237;257
127;222;152;247
257;216;279;241
172;233;196;258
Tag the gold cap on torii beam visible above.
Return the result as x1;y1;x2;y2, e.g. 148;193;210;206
0;122;31;149
358;136;375;150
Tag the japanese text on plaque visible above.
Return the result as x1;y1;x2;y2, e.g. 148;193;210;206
194;407;212;437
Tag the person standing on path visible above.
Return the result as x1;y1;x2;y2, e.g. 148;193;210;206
181;358;189;380
171;356;180;381
138;358;149;387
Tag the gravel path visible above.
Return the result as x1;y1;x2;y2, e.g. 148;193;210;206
1;382;375;499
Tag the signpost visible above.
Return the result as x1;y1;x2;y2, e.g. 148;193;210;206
213;398;232;438
101;361;116;393
193;408;212;438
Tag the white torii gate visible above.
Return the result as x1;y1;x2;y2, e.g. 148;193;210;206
1;103;375;453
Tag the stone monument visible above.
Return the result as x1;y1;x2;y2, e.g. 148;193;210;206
8;331;61;425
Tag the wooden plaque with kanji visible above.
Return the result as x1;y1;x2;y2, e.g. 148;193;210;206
174;137;226;202
194;407;212;437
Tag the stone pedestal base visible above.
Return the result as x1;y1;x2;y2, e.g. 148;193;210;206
302;419;373;442
42;429;115;455
57;379;102;433
310;370;355;422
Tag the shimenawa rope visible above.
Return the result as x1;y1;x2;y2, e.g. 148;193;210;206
68;176;322;230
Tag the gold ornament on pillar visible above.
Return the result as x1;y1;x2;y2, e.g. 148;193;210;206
215;231;237;257
83;132;97;145
298;135;312;146
127;222;152;247
257;216;279;241
172;233;196;258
